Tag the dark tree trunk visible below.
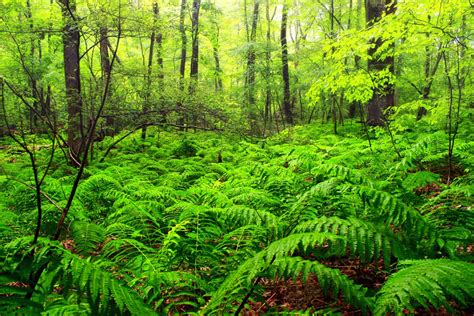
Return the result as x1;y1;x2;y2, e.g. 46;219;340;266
141;1;158;140
281;1;292;125
179;0;187;81
155;3;166;123
365;0;396;126
213;45;223;91
189;0;201;130
212;23;223;93
329;0;337;134
177;0;187;127
190;0;201;84
417;38;443;120
99;26;116;135
100;28;111;86
59;0;83;163
264;0;273;134
246;0;259;133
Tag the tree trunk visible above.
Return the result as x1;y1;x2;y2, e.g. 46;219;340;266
141;1;158;140
190;0;201;85
246;0;259;133
99;26;116;135
417;35;443;120
189;0;201;130
155;3;166;123
329;0;337;134
212;23;223;92
365;0;396;126
178;0;187;127
213;46;223;91
264;0;273;134
281;0;292;125
59;0;83;163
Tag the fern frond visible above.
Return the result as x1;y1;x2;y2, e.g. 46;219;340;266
293;216;410;265
213;206;280;234
264;232;343;262
271;257;373;313
375;259;474;315
70;221;105;255
204;233;341;313
57;249;155;314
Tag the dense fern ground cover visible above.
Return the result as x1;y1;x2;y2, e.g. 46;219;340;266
1;123;473;315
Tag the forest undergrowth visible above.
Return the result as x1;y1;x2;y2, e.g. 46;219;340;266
1;123;473;315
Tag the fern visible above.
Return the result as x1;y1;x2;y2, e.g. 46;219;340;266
0;237;154;315
375;259;474;315
70;221;105;255
271;257;373;313
293;216;411;265
204;233;343;313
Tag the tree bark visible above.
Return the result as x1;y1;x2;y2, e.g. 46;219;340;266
155;3;166;123
263;0;273;134
177;0;187;127
213;46;223;91
281;0;292;125
99;26;116;135
141;1;158;140
246;0;259;133
59;0;83;163
365;0;396;126
190;0;201;85
189;0;201;130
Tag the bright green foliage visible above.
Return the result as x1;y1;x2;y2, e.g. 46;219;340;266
272;257;373;312
293;216;410;265
1;123;473;314
0;238;154;315
375;259;474;315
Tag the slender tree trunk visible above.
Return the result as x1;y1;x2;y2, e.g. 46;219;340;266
329;0;338;134
212;24;223;92
264;0;273;135
213;46;223;91
141;2;158;140
246;0;259;133
190;0;201;86
417;40;443;120
155;3;166;123
292;2;302;123
189;0;201;131
365;0;396;126
100;28;111;97
99;26;116;135
178;0;187;127
281;0;292;125
59;0;83;164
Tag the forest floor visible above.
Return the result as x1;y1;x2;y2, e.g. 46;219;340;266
0;123;473;315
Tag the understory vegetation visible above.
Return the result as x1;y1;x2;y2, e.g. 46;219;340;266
1;123;473;315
